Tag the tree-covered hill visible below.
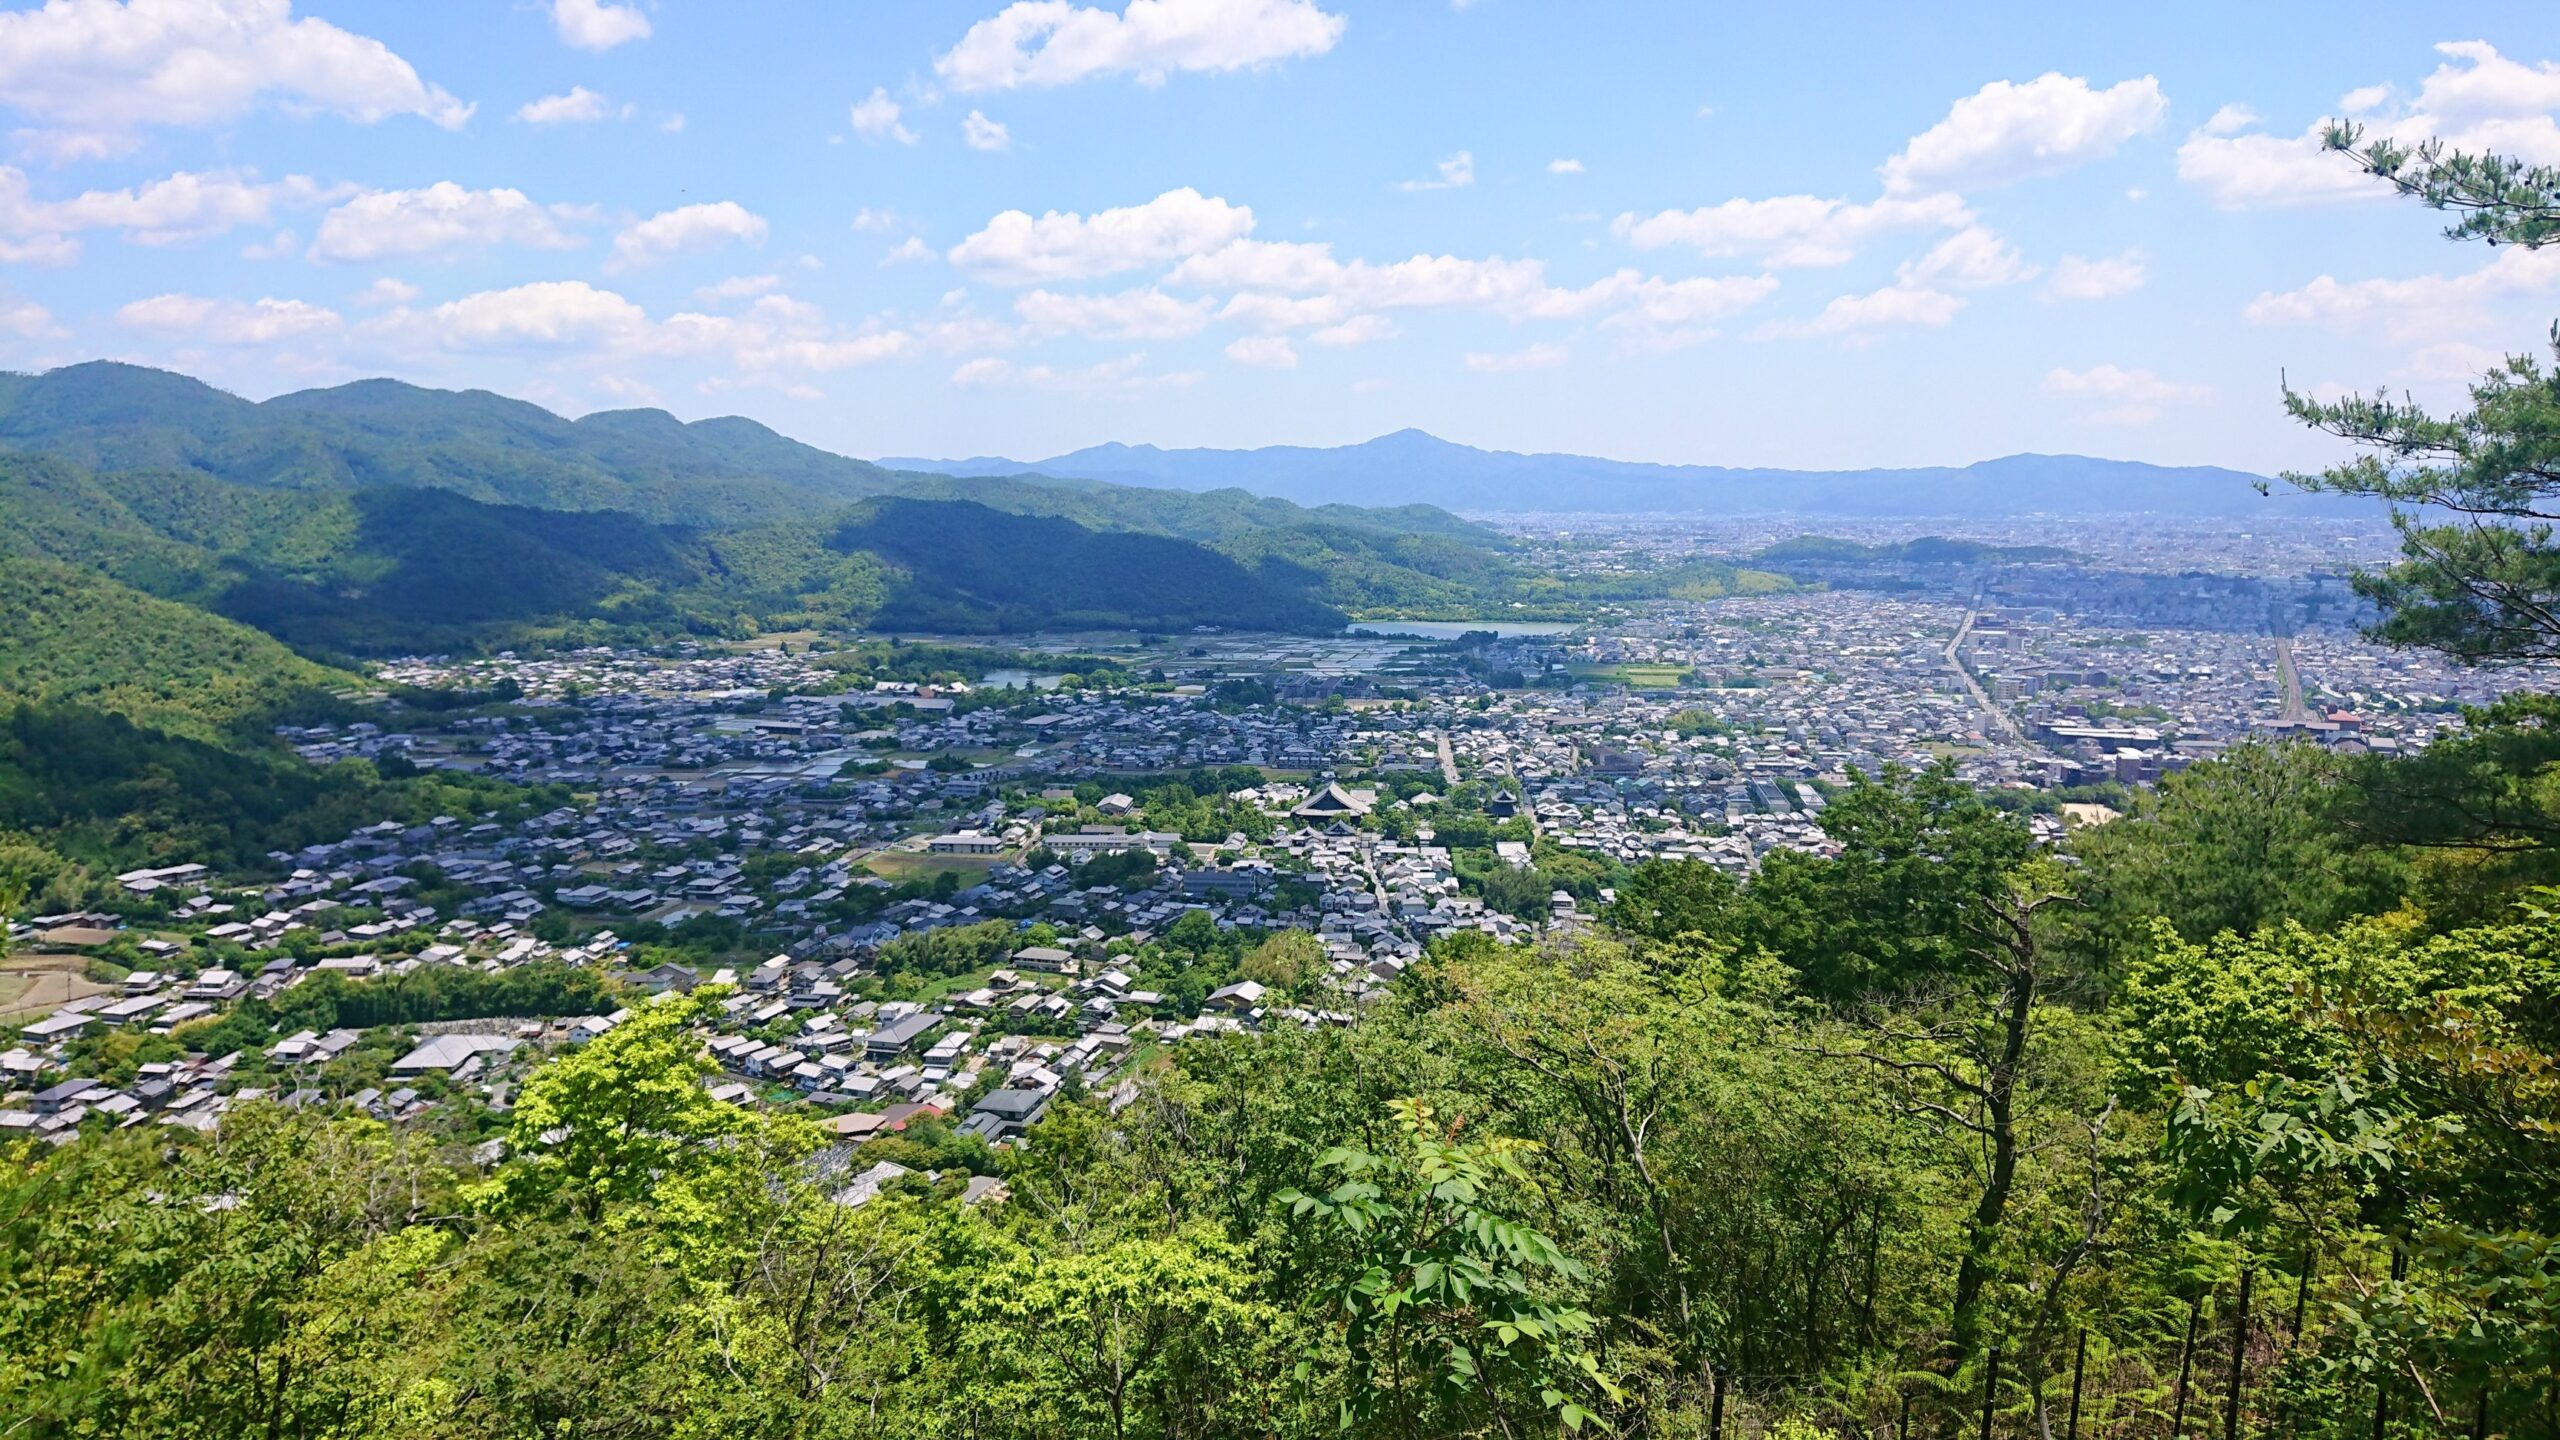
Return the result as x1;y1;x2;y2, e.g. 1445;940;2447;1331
0;363;1508;546
835;498;1346;633
1754;535;2080;566
0;557;349;744
0;362;894;526
0;452;1354;653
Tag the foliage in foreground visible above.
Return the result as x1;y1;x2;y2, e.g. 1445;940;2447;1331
7;753;2560;1437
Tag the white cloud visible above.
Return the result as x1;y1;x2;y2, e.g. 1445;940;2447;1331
2041;250;2147;301
2175;126;2392;209
0;166;342;260
118;291;341;344
852;207;901;232
1218;291;1348;331
1613;191;1971;267
0;0;470;156
2401;41;2560;159
609;201;768;269
0;288;63;340
1882;73;2167;193
1595;273;1782;348
1225;334;1298;367
1547;157;1584;175
882;236;936;265
1400;150;1475;191
2042;363;2210;424
2397;341;2509;383
936;0;1346;92
1175;240;1577;319
696;273;781;303
1309;313;1397;346
309;183;585;263
950;351;1200;396
1015;286;1212;339
850;87;920;145
2201;103;2260;136
553;0;651;51
1464;342;1567;373
370;282;915;380
0;230;77;265
1757;284;1963;341
404;280;645;350
1894;226;2037;289
517;86;612;124
2181;42;2560;211
1183;239;1765;340
963;110;1013;151
355;277;419;306
949;187;1256;283
658;112;685;133
240;226;295;259
2243;244;2560;345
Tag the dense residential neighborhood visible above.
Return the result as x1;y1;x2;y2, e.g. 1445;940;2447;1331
1;513;2516;1151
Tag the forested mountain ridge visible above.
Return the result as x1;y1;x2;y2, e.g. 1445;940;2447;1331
0;453;1354;653
0;362;1503;542
0;365;1794;651
890;431;2341;518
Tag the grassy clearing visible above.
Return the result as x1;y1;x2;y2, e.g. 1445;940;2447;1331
860;850;1013;885
1573;663;1692;689
0;954;110;1021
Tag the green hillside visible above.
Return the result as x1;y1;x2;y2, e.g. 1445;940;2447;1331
0;556;556;875
0;363;1506;547
839;498;1346;633
0;453;1349;654
0;557;348;743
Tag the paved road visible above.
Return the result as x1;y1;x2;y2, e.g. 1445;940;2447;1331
1434;730;1459;786
2272;635;2313;724
1944;598;2028;744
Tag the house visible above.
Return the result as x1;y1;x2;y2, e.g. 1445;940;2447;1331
630;962;699;995
32;1078;99;1114
1205;979;1268;1014
272;1028;364;1066
864;1011;939;1060
390;1034;521;1074
926;830;1005;856
832;1159;912;1207
961;1086;1050;1142
1010;944;1077;974
183;969;246;1002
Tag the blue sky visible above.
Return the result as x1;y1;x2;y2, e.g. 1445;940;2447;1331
0;0;2554;476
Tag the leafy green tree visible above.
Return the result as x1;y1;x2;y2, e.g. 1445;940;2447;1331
477;991;786;1225
2065;742;2405;975
1241;929;1325;997
1740;762;2035;1001
1603;857;1742;944
951;1221;1273;1439
1278;1098;1622;1435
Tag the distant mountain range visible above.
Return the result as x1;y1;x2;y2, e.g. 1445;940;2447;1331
886;430;2339;519
0;363;1792;667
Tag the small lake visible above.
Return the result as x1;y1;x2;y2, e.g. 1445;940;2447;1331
978;669;1068;690
1343;620;1579;640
